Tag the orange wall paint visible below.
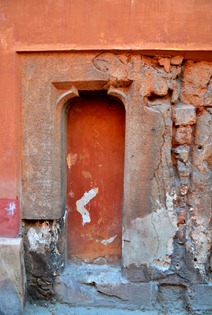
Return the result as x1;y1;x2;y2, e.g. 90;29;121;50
1;0;212;51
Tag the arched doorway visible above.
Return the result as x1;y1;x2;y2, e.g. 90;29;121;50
66;95;125;263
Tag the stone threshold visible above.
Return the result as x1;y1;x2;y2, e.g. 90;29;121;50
52;262;158;310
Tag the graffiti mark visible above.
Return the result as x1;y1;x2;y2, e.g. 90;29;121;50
5;202;16;216
76;188;98;226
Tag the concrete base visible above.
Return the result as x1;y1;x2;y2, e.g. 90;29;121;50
0;237;26;315
50;262;212;314
53;262;158;310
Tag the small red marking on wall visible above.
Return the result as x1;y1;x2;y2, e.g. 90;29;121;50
0;198;20;237
67;96;125;263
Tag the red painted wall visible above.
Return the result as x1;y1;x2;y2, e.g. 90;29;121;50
0;0;211;237
0;198;20;237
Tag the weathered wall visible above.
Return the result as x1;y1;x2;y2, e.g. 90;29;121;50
0;1;211;314
0;0;212;237
20;52;212;313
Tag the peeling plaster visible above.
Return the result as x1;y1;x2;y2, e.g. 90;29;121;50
66;152;78;169
76;188;98;226
27;221;61;256
27;223;51;254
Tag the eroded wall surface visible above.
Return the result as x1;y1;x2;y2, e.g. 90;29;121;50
0;1;211;313
19;52;212;313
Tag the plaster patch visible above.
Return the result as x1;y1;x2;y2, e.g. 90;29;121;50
101;235;117;245
76;188;98;226
123;193;177;268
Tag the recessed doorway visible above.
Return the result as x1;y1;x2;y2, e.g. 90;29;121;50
66;95;125;263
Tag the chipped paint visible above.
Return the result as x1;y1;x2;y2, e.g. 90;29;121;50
67;152;78;169
5;202;16;216
68;190;75;198
101;235;117;245
82;170;92;179
66;153;71;169
76;188;98;226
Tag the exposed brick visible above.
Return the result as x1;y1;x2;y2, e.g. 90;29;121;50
170;56;184;66
158;58;170;72
173;104;196;126
175;125;192;145
181;61;212;106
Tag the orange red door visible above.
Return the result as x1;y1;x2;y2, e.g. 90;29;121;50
66;96;125;263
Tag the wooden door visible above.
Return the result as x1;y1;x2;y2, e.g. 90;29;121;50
66;96;125;263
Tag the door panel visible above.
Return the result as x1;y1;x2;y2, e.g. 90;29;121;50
66;96;125;263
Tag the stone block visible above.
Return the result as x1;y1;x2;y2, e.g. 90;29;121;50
54;263;158;309
0;238;25;315
96;282;158;308
173;104;196;126
158;285;186;311
190;284;212;311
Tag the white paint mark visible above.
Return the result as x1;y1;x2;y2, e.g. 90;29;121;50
76;188;98;226
5;202;16;216
101;235;117;245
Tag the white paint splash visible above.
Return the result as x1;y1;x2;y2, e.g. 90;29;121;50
76;188;98;226
5;202;16;216
101;235;117;245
